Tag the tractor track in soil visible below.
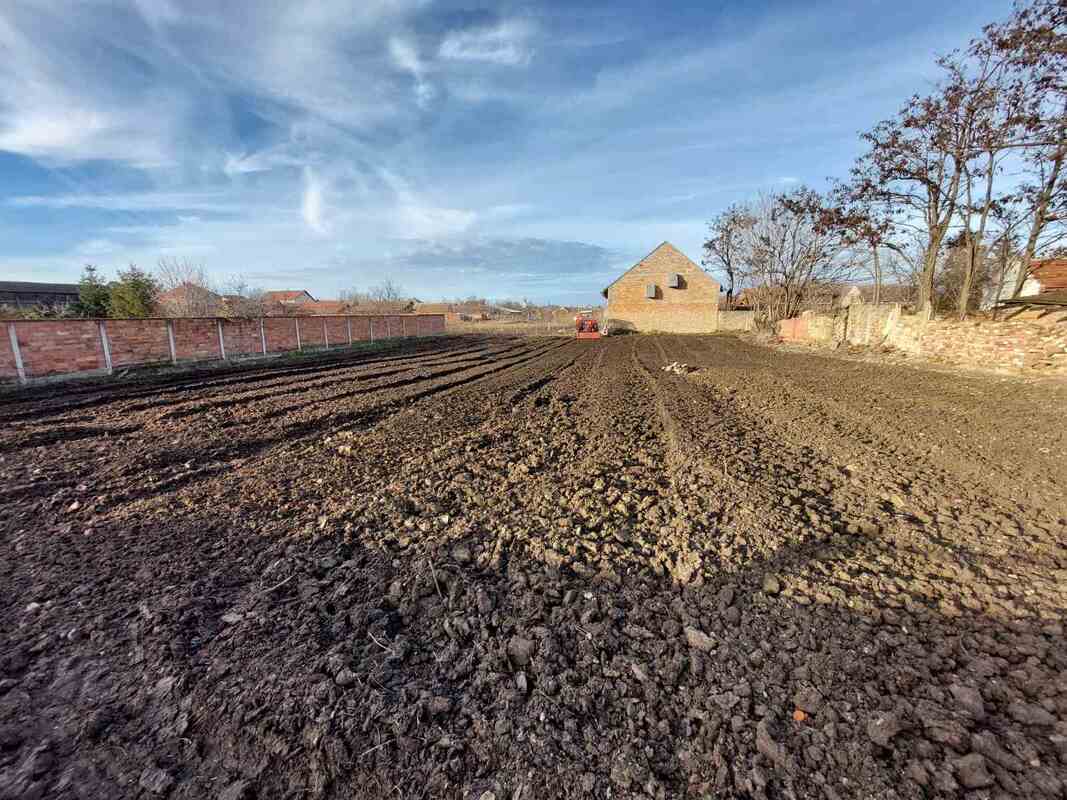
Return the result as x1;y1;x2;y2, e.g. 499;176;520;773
1;334;1065;800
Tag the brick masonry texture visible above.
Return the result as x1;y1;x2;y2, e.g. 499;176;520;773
604;242;720;334
1;315;445;383
221;320;262;357
298;318;325;348
351;317;371;341
325;317;349;347
13;320;105;378
264;318;300;353
778;303;1067;372
105;320;172;368
173;319;222;362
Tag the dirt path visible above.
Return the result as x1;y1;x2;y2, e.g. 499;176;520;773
1;334;1064;799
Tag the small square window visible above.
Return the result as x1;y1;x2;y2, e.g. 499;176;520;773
667;273;681;288
645;284;657;298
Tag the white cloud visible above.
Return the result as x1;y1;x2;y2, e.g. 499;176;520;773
397;205;476;240
8;192;238;213
223;147;309;177
388;36;435;108
301;167;329;235
439;20;535;66
74;238;120;256
377;169;475;239
0;9;181;166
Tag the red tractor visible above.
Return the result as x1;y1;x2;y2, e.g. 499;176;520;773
575;314;601;340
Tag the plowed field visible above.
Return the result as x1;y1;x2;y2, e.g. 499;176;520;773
1;334;1065;799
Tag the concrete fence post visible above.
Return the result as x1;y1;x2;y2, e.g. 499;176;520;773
323;318;329;347
259;318;267;355
295;318;302;351
98;321;113;374
347;317;352;346
369;317;375;343
217;319;227;360
166;320;177;364
7;323;26;384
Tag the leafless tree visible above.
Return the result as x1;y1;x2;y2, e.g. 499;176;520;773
733;188;853;326
368;279;402;305
219;276;268;319
850;72;989;313
154;257;219;317
702;204;755;306
980;0;1067;296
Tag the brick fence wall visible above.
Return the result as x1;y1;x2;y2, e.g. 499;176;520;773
777;303;1067;372
1;314;446;384
105;319;173;368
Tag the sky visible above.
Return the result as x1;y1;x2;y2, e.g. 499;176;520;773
0;0;1013;305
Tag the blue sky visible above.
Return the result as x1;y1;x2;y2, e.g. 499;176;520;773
0;0;1011;304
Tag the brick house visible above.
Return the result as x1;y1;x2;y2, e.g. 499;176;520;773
602;242;720;333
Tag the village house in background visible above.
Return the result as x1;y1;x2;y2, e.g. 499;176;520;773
0;281;80;310
262;289;316;308
602;242;720;333
982;257;1067;310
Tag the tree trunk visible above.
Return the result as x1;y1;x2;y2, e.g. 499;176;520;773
919;238;941;312
991;234;1011;320
958;235;976;320
871;245;882;305
960;151;997;319
1015;144;1064;297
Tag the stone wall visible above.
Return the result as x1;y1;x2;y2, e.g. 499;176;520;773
922;317;1067;370
718;310;755;332
777;302;1067;372
1;314;446;385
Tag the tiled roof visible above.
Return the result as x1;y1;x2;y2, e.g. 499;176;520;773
300;300;353;315
263;290;316;302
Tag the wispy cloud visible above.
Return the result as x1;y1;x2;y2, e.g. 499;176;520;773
439;20;535;66
7;192;240;213
301;168;329;235
378;169;476;239
389;36;435;109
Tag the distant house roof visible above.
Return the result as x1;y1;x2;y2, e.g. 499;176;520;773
0;281;81;294
0;280;81;308
300;300;354;315
263;290;316;303
158;282;221;302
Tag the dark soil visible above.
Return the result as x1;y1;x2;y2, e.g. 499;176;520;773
1;334;1065;799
